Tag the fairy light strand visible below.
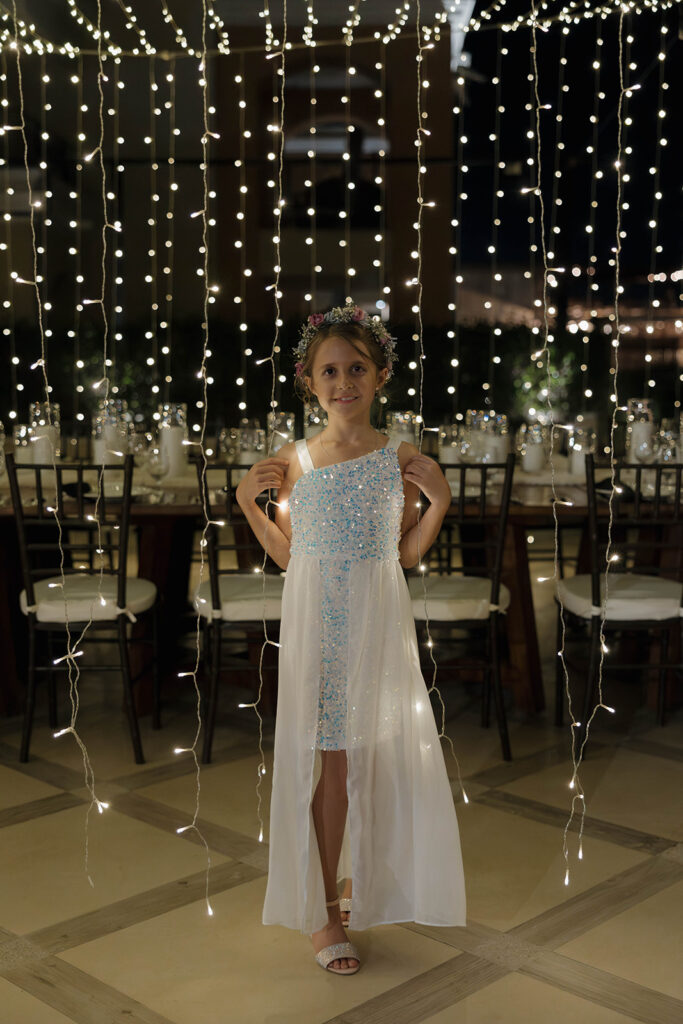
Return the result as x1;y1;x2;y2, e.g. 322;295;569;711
643;15;668;396
162;60;176;403
1;53;19;421
235;56;249;415
107;59;121;394
376;43;388;308
562;8;628;887
249;0;288;849
72;58;84;423
528;0;577;883
415;0;468;804
580;21;603;412
306;26;318;309
148;56;160;399
448;77;466;416
485;32;504;407
11;0;112;885
174;1;216;919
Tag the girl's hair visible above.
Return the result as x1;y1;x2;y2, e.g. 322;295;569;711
293;322;390;404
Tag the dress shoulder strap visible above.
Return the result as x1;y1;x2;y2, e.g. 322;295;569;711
385;434;404;451
295;438;315;474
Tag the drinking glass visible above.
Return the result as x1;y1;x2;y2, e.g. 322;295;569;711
147;446;170;483
438;424;461;465
568;427;597;476
386;411;419;446
626;398;656;464
13;423;33;464
517;423;547;473
268;411;295;452
158;402;188;476
29;401;61;462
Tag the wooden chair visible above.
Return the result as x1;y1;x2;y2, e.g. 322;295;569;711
407;454;516;761
193;461;284;763
556;454;683;742
6;453;160;763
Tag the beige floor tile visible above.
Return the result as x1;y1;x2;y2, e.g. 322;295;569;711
2;805;226;934
444;713;561;779
557;878;683;1000
60;876;458;1024
0;765;63;810
422;972;643;1024
135;753;273;841
459;803;648;932
1;709;247;782
0;978;75;1024
499;746;683;841
638;717;683;752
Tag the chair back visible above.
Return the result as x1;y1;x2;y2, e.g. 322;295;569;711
194;461;281;616
584;454;683;612
432;453;515;608
6;453;135;614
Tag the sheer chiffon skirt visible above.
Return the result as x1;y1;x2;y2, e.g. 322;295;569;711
262;554;466;934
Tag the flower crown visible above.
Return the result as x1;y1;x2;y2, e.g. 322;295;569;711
293;302;397;381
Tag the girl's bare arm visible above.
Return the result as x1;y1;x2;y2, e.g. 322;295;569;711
397;446;452;569
235;447;297;571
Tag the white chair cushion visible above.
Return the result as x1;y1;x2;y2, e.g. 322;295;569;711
408;575;510;621
194;573;284;622
20;573;157;623
558;573;683;622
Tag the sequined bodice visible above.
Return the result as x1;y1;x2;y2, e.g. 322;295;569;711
289;446;404;561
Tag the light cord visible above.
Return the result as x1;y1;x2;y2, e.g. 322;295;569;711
415;0;468;804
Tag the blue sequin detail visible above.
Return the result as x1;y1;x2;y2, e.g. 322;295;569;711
289;447;404;749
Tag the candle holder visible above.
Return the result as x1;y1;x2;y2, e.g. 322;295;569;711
157;402;188;476
29;401;61;463
92;400;128;465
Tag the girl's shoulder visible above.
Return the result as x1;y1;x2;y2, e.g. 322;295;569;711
391;439;419;470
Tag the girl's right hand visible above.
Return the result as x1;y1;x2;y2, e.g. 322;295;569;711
236;457;290;506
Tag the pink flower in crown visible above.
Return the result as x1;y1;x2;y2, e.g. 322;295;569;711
294;361;304;377
308;313;325;327
351;306;366;321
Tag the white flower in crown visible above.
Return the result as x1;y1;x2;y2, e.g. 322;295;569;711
293;302;397;381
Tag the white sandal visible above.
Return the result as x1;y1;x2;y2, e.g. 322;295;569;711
339;896;352;924
313;897;360;976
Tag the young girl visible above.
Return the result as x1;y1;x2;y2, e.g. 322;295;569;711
236;303;465;976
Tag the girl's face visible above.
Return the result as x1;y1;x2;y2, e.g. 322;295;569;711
305;335;387;420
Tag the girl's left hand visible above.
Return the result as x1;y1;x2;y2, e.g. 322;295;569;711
402;453;452;510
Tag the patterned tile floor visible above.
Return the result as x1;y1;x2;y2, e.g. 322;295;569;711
0;573;681;1023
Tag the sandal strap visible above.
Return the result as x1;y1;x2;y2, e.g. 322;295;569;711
315;942;360;970
325;896;340;907
339;897;352;912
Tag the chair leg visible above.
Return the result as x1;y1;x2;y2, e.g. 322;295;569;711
580;618;602;754
481;627;492;728
117;616;145;764
489;614;512;761
47;632;58;730
202;623;221;765
152;601;161;730
20;618;38;763
554;604;564;727
657;627;670;727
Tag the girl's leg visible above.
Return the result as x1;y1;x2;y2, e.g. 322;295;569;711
311;749;358;971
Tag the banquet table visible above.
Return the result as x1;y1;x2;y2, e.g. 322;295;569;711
0;456;593;719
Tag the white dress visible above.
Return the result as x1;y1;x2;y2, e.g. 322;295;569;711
262;435;466;934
